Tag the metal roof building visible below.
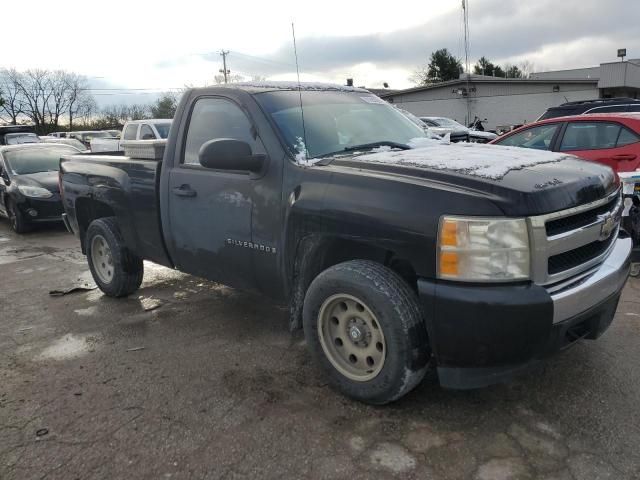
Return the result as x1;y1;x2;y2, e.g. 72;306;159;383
380;60;640;132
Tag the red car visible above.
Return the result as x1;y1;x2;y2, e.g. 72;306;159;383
490;113;640;173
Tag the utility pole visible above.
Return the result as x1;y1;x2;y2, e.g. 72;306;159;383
462;0;471;126
219;50;230;83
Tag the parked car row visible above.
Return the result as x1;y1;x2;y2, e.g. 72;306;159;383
90;119;172;152
0;125;122;151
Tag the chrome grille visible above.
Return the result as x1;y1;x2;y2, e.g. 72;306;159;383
528;189;622;286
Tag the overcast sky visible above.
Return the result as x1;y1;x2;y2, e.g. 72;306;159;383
2;0;639;105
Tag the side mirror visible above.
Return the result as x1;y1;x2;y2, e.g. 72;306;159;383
198;139;264;172
0;167;9;184
141;133;155;140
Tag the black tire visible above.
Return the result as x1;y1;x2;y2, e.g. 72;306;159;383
303;260;430;404
7;200;31;234
85;217;143;297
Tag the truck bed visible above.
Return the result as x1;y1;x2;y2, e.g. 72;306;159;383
60;154;171;267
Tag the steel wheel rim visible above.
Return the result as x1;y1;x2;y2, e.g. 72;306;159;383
91;234;114;284
317;293;386;382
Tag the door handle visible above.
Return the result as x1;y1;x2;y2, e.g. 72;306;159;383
613;154;637;161
172;185;197;197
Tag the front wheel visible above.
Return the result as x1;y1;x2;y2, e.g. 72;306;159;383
7;200;31;234
303;260;430;404
86;217;143;297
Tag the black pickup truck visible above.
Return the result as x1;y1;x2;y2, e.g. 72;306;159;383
59;83;631;404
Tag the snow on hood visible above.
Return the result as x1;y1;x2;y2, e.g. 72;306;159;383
356;140;571;180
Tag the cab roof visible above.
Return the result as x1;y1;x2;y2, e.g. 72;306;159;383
201;81;370;94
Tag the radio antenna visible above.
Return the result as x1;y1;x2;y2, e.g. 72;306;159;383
291;22;308;159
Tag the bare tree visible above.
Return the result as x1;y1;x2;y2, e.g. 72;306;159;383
65;73;90;131
127;104;150;121
46;70;73;128
0;68;25;125
74;96;98;128
518;61;536;79
18;69;55;131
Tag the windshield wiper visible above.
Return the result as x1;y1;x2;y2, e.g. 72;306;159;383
343;141;411;152
314;141;411;166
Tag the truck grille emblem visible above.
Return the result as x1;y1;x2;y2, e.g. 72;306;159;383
598;213;616;241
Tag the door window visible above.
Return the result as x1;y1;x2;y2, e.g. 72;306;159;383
497;124;559;150
560;122;621;151
123;124;138;140
139;124;155;140
617;127;640;147
183;97;259;165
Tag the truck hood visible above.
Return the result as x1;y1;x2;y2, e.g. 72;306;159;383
324;143;617;216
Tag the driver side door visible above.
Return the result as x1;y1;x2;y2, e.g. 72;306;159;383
167;96;264;290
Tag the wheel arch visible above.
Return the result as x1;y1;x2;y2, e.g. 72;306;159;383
75;198;116;253
287;234;419;331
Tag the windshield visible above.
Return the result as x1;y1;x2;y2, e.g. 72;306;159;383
153;123;172;139
44;138;87;151
4;146;78;175
254;91;425;158
5;133;41;145
432;118;466;129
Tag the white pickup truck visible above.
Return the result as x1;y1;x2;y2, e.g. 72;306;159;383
90;119;172;152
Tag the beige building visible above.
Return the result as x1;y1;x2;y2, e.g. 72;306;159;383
380;60;640;131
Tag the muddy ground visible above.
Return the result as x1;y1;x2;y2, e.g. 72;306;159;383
1;221;639;479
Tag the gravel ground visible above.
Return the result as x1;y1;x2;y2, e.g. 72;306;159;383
1;221;639;480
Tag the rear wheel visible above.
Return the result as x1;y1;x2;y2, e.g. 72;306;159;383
303;260;430;404
86;217;143;297
6;200;31;234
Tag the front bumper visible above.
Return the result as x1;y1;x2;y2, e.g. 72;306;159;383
418;235;632;389
16;195;64;223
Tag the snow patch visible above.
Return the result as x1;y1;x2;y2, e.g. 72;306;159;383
358;142;570;180
294;137;321;166
371;145;392;153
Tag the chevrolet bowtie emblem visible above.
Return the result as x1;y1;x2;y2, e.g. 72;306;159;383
598;213;616;241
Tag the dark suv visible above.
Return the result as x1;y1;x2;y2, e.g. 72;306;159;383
538;98;640;120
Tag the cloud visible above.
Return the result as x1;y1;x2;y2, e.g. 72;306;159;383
172;0;640;82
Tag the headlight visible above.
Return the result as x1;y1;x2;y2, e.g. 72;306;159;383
437;216;530;281
18;186;53;198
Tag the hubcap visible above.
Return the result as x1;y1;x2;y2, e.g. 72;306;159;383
90;235;114;284
317;294;386;382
